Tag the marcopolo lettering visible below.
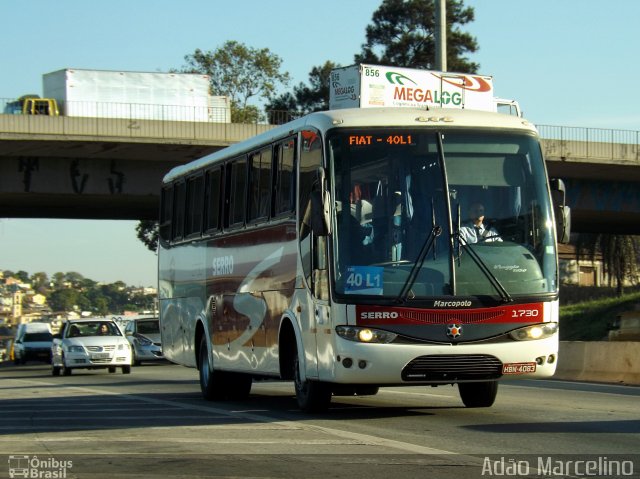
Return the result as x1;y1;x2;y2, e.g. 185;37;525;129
433;300;472;307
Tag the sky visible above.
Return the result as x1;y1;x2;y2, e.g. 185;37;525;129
1;0;639;287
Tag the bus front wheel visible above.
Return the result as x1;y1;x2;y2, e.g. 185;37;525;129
458;381;498;408
293;353;331;413
198;335;225;400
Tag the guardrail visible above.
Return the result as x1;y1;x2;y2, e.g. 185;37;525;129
537;125;640;162
1;98;638;161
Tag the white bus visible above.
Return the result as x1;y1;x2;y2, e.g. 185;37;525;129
158;106;570;412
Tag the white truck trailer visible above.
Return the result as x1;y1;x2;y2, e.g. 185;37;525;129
43;69;230;122
330;63;520;115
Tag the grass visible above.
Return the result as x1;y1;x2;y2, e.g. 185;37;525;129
559;286;640;341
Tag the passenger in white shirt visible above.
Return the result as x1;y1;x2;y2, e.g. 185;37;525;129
459;203;502;244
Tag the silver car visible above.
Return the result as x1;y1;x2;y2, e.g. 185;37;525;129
124;318;164;365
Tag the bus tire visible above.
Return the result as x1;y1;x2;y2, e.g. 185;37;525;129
293;352;331;413
198;335;224;401
458;381;498;408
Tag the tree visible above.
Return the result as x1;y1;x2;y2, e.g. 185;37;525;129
291;62;337;113
575;233;640;296
52;272;66;289
266;92;299;125
266;61;338;124
136;220;158;253
13;270;30;283
64;272;85;288
355;0;479;73
49;288;80;312
181;40;290;122
86;288;111;316
93;296;110;316
31;272;50;294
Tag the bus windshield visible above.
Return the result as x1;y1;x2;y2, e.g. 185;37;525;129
329;128;557;301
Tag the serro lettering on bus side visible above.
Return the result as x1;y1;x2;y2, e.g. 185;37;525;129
212;255;234;276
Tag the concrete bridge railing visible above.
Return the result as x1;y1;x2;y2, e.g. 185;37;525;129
1;105;639;164
0;113;274;145
538;125;640;163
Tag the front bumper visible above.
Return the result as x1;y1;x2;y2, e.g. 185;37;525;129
134;344;164;361
326;334;558;384
65;350;132;367
21;348;52;362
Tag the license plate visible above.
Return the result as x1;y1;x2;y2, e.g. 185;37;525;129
91;353;111;360
502;362;536;374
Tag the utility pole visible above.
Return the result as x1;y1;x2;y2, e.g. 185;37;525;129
435;0;447;71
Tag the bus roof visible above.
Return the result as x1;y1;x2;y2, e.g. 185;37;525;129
162;107;539;184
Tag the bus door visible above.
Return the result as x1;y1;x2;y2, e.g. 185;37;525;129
311;234;333;380
297;128;326;380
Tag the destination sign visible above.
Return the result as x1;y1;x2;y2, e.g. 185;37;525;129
348;134;415;146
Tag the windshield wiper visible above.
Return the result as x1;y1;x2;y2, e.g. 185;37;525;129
396;200;442;304
455;231;513;303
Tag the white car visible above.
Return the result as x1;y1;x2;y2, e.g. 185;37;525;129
13;322;53;364
51;319;132;376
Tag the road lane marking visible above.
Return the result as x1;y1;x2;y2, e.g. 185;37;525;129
10;378;459;456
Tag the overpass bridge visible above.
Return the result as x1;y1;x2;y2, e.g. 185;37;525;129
0;113;638;234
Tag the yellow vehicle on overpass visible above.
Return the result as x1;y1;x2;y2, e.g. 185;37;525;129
4;95;59;116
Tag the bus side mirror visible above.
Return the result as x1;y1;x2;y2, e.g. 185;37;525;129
550;178;571;244
310;190;331;236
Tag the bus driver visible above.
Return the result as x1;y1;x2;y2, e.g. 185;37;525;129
459;202;502;243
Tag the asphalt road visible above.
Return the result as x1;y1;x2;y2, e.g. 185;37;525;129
1;362;638;478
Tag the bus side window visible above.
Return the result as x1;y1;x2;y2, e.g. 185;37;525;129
273;136;296;216
204;167;222;233
159;185;173;243
227;157;247;228
172;180;186;241
185;173;204;238
248;147;271;223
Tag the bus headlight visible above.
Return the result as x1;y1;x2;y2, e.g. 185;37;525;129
509;322;558;341
336;326;397;344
